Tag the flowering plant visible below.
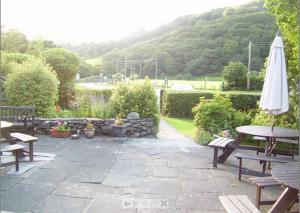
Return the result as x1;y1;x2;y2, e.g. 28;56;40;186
52;121;70;133
85;122;94;129
114;115;124;125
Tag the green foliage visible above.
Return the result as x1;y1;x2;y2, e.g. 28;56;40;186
43;48;80;108
75;88;112;103
0;51;34;77
193;94;250;135
4;58;59;116
264;0;299;128
162;91;214;117
161;90;261;117
52;121;70;132
195;128;213;145
26;38;45;57
1;30;28;53
110;78;160;126
223;61;247;90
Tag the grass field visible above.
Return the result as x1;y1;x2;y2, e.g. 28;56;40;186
162;116;196;138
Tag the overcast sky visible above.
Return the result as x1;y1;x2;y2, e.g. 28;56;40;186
2;0;250;44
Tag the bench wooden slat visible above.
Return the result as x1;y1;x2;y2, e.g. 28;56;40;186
10;132;38;142
234;153;293;163
219;195;261;213
228;195;252;213
219;196;242;213
1;144;25;152
254;136;299;145
208;137;233;148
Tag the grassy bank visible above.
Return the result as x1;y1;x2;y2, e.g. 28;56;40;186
162;116;196;138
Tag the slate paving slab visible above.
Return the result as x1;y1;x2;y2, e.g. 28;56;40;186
34;194;91;213
0;183;54;212
0;175;24;191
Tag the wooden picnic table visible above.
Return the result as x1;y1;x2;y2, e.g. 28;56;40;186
268;162;299;212
218;125;299;164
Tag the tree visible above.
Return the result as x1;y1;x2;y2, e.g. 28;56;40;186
264;0;299;127
4;58;59;116
43;48;80;108
223;62;247;90
27;38;45;57
1;30;28;53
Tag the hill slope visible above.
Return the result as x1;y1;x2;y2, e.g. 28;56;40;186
68;1;277;78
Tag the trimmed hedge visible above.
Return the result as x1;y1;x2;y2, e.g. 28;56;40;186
161;90;260;117
75;88;113;103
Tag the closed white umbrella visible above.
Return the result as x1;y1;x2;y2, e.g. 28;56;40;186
259;34;289;128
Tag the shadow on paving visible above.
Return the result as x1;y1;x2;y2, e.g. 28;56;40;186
0;121;293;213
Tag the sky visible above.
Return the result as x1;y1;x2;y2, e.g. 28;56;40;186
2;0;250;44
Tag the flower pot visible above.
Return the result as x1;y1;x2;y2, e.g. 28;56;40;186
50;129;70;138
84;128;95;138
111;124;129;137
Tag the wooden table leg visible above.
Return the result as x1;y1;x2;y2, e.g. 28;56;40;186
29;142;33;161
268;187;299;213
217;133;246;164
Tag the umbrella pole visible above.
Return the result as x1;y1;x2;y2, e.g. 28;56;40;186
271;114;275;132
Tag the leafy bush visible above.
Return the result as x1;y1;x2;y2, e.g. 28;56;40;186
161;90;260;117
110;78;160;126
161;91;213;117
75;88;112;103
223;61;247;90
43;48;80;108
195;128;213;145
4;58;59;116
193;94;250;136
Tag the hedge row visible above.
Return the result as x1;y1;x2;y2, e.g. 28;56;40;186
75;88;113;103
161;90;261;118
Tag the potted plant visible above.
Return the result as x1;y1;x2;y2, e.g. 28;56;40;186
84;121;95;138
111;115;129;137
50;121;70;138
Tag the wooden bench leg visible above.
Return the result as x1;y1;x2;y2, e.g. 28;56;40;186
29;142;33;161
238;157;242;181
15;150;20;171
213;147;218;168
256;186;262;209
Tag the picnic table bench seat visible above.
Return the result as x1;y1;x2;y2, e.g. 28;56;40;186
249;177;281;209
208;137;234;167
219;195;261;213
0;144;25;171
10;132;38;161
235;153;294;181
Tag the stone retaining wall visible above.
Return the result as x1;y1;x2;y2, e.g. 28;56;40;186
35;118;157;138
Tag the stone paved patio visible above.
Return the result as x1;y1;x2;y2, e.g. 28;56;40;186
0;121;292;213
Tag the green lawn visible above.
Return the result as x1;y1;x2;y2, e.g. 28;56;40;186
162;116;196;138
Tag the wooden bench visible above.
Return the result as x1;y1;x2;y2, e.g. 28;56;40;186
249;177;280;209
235;153;294;181
0;144;25;171
0;106;35;136
208;137;234;167
219;195;261;213
10;132;38;161
254;136;298;158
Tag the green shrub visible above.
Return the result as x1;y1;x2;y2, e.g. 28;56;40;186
161;90;260;117
110;78;160;126
223;61;247;90
4;58;59;116
193;94;250;136
75;88;112;103
195;128;213;145
43;48;80;108
161;91;213;117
